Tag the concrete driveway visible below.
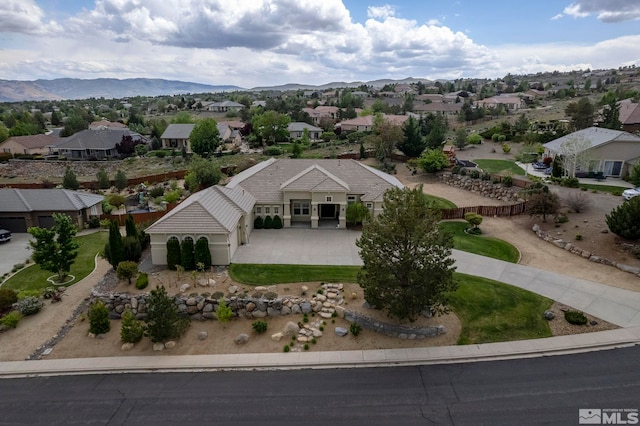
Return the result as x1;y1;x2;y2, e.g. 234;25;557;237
0;233;33;278
232;229;363;266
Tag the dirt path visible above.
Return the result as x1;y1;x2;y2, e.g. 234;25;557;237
0;257;112;361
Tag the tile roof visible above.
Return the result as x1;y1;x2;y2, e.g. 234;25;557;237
619;101;640;125
145;185;255;234
228;158;403;203
55;129;134;151
0;189;104;213
1;134;60;149
543;127;640;152
287;122;323;132
160;124;195;140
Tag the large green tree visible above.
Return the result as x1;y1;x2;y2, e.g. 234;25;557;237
397;116;426;157
599;96;621;130
565;97;595;131
252;111;290;145
28;213;79;282
184;155;222;191
356;186;457;320
606;197;640;240
190;118;221;157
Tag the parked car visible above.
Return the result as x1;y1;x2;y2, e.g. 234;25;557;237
0;229;11;243
622;187;640;201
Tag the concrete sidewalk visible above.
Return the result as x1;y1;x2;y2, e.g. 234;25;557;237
1;326;639;378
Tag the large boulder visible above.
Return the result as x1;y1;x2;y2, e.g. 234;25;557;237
334;327;348;337
282;321;300;337
234;333;249;345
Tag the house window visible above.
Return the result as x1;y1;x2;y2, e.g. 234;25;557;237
347;195;356;205
273;207;279;215
366;202;373;209
603;160;623;177
302;202;310;215
293;202;310;215
183;236;194;244
2;148;9;153
325;196;333;202
265;207;270;215
256;207;262;215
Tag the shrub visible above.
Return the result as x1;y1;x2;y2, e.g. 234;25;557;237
464;212;483;230
149;186;165;198
502;176;513;187
470;169;480;179
303;343;310;351
166;238;181;270
14;296;43;316
135;272;149;290
0;288;18;314
100;219;112;229
564;310;588;325
164;190;181;204
606;197;640;240
561;177;580;188
194;238;212;270
41;287;57;299
123;236;142;262
0;311;22;328
349;323;362;336
565;192;591;213
252;320;268;334
106;194;126;208
555;214;569;224
254;216;264;229
501;142;511;153
346;203;370;225
481;172;491;181
181;238;195;270
88;216;101;229
215;298;233;323
417;149;448;173
96;168;110;189
114;170;128;191
120;308;144;343
62;167;80;190
263;215;273;229
264;147;282;156
575;234;583;241
17;289;41;300
88;300;110;335
283;345;290;352
145;286;190;343
272;215;283;229
116;261;138;284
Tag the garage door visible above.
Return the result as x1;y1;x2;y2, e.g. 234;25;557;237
0;217;27;233
38;216;56;229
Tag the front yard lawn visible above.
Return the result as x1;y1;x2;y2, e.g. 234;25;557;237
449;273;553;344
2;231;108;292
426;194;457;209
439;221;520;263
229;264;360;285
474;159;526;176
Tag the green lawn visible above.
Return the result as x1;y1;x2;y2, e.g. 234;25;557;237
474;159;525;176
230;264;553;344
426;194;457;209
2;231;108;292
229;264;360;285
449;273;553;344
577;183;627;195
439;221;520;263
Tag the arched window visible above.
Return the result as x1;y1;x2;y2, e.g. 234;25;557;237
197;236;208;244
183;236;194;244
168;236;179;243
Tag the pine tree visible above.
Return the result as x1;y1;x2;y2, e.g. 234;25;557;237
114;170;128;190
166;238;181;270
96;167;110;189
194;238;212;269
125;214;138;238
606;197;640;240
181;238;195;270
145;286;190;343
107;220;124;269
120;308;144;343
62;167;79;190
88;300;110;335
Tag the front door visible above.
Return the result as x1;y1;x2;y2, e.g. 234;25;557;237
320;204;336;219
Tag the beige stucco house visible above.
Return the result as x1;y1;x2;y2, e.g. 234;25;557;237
0;134;60;156
160;124;195;153
543;127;640;178
145;158;403;266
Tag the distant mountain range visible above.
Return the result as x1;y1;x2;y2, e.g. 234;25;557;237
0;78;244;102
0;76;436;102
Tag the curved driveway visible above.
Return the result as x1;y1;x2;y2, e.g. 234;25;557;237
233;229;640;328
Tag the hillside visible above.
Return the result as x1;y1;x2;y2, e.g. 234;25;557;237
0;78;244;102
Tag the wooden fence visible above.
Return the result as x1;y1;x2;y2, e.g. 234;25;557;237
440;202;530;220
100;203;177;226
0;169;187;189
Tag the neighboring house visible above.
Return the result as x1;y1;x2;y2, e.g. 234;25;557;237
0;134;60;156
205;101;245;113
543;127;640;178
160;124;195;152
0;188;104;232
217;122;242;146
413;102;462;117
88;120;128;130
302;106;340;126
476;95;524;112
53;129;138;159
145;185;255;266
287;122;323;140
619;100;640;133
339;114;409;133
145;158;403;265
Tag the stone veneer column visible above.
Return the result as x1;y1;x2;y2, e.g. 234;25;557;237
283;203;291;227
338;202;346;229
311;202;318;228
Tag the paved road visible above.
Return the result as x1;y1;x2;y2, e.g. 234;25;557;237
0;233;32;278
1;346;639;425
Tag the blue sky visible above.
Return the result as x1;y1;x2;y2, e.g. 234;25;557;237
0;0;639;88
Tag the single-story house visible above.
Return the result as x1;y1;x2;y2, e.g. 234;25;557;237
205;101;245;113
0;188;104;232
217;122;242;146
0;134;61;156
160;124;195;153
413;102;462;117
287;122;323;140
476;96;524;112
53;129;140;159
89;120;128;130
619;100;640;133
145;158;403;266
543;127;640;178
338;114;410;133
145;185;255;266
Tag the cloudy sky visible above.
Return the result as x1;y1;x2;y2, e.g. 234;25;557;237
1;0;639;88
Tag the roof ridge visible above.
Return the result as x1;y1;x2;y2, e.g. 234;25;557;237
13;188;32;212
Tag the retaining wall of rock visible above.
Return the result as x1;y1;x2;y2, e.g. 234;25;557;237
439;173;523;202
531;224;640;278
342;309;445;339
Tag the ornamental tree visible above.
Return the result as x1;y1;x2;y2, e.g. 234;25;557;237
190;118;221;157
356;185;457;321
28;213;79;283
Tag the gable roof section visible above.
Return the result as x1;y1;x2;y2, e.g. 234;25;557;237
55;129;132;151
619;101;640;125
161;124;195;140
543;127;640;153
0;189;104;212
145;185;255;234
227;159;403;203
287;122;323;132
280;165;350;192
1;134;60;149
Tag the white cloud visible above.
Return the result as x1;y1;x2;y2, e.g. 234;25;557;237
367;5;395;19
0;0;61;34
560;1;640;22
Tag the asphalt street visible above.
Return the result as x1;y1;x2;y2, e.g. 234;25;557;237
1;346;639;425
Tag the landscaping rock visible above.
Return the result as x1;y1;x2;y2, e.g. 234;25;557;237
245;302;256;312
121;343;134;350
300;302;312;314
301;285;308;295
282;321;300;336
197;331;208;341
544;310;555;320
153;343;164;351
164;341;176;349
228;285;238;294
254;286;267;292
251;310;267;318
334;327;349;337
179;284;190;293
271;332;283;342
234;333;249;345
